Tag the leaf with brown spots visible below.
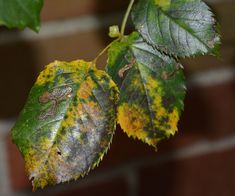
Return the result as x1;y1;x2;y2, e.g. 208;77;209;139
11;60;119;190
107;32;186;148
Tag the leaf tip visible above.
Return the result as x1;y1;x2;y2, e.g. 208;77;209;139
117;103;160;147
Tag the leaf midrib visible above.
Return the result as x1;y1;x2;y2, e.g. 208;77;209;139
16;0;36;23
145;0;211;53
161;10;209;50
33;68;92;181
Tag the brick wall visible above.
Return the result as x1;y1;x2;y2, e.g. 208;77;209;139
0;0;234;195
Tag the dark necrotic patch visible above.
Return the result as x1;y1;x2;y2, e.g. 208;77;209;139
162;96;175;110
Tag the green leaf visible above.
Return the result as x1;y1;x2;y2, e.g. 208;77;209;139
0;0;44;32
132;0;220;57
11;60;119;190
107;32;186;148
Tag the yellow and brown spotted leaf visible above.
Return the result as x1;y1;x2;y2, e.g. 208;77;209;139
107;32;186;148
11;60;119;190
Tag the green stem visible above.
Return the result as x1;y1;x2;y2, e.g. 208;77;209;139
92;37;120;65
120;0;135;36
92;0;135;64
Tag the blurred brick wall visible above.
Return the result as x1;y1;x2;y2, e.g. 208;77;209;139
0;0;235;195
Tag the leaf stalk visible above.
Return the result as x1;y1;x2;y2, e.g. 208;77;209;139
92;0;135;64
92;38;120;65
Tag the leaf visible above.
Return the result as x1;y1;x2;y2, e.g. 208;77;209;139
107;32;186;148
132;0;220;57
0;0;44;32
11;60;119;190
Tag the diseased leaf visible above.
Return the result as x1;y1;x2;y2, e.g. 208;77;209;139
107;32;186;148
132;0;220;57
11;60;119;190
0;0;43;32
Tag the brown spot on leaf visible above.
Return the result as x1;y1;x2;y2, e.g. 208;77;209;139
118;59;136;78
38;86;72;120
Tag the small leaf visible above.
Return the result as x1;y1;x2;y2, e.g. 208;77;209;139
11;60;119;190
107;32;186;148
109;25;120;38
0;0;44;32
132;0;220;57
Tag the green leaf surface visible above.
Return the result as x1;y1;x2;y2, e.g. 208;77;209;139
0;0;43;32
107;32;186;148
132;0;220;57
11;60;119;190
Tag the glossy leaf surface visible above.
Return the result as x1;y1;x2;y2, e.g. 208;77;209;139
0;0;43;32
12;60;118;190
107;32;186;148
132;0;220;57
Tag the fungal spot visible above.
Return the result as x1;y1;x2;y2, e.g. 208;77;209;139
39;92;50;103
161;63;181;80
38;104;57;120
161;71;169;80
162;96;175;108
118;59;136;78
207;40;215;48
38;86;73;120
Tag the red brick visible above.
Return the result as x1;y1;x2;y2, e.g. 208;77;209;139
213;1;235;41
40;0;235;44
97;128;198;171
41;0;128;22
0;41;38;118
5;134;31;191
40;1;235;42
182;44;235;73
181;81;235;138
54;177;129;196
139;148;235;196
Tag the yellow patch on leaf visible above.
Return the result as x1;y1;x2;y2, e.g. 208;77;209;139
36;63;57;86
61;107;78;128
36;60;91;86
145;75;179;137
24;138;57;190
118;103;157;147
131;73;144;89
167;108;180;134
155;0;171;10
77;76;95;99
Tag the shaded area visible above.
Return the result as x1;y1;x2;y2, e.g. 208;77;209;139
0;35;38;118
